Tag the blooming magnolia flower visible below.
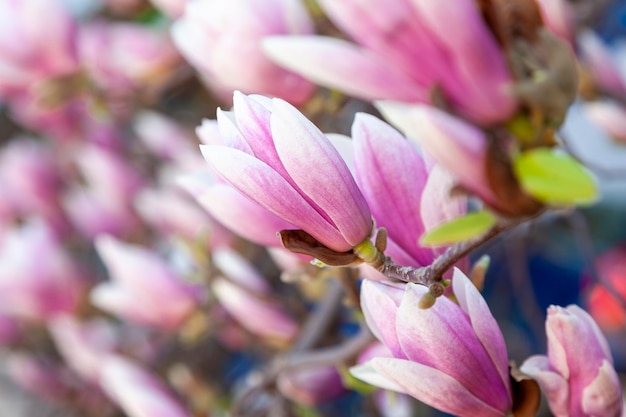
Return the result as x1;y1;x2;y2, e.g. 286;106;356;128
264;0;515;124
352;113;466;268
171;0;315;104
351;269;512;417
99;355;191;417
521;305;623;417
200;92;372;253
92;236;202;329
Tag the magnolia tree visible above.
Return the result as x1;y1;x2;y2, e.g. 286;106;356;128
0;0;625;416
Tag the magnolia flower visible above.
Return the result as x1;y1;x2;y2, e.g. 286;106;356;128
264;0;515;124
79;22;181;92
378;102;543;216
171;0;315;104
92;236;202;329
200;92;372;253
99;355;191;417
521;305;623;417
352;112;466;268
351;269;512;417
212;278;297;342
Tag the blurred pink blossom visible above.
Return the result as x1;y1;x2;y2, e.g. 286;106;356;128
171;0;315;104
99;355;191;417
92;236;202;330
48;315;118;382
583;100;626;144
0;221;82;321
212;278;297;342
0;0;79;98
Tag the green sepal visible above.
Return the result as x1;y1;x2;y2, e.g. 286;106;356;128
419;211;496;248
513;148;598;205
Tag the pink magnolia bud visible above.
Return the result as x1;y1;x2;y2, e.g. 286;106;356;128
352;113;466;270
5;353;69;401
264;0;515;124
134;188;213;242
0;221;82;321
79;21;182;99
171;0;315;104
277;366;347;406
133;111;197;161
200;92;372;253
351;269;512;417
99;355;191;417
521;305;623;417
92;236;202;329
212;278;297;342
0;0;79;97
48;315;118;382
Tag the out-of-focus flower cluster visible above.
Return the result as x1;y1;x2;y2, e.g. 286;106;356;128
0;1;624;417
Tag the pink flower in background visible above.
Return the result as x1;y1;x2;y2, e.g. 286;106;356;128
351;269;512;417
79;20;182;115
583;101;626;144
578;30;626;96
99;355;191;417
212;278;297;342
48;315;118;382
0;221;82;321
92;236;202;329
200;92;372;252
171;0;315;104
264;0;515;124
378;103;505;212
521;305;623;417
352;113;466;269
0;0;79;98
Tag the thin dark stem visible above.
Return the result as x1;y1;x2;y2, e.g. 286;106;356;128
379;221;510;287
